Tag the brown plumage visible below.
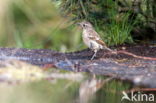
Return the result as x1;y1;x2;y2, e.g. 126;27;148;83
89;37;106;47
78;21;113;60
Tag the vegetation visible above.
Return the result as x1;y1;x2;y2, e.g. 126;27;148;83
0;0;156;103
0;0;84;52
1;0;156;52
57;0;156;45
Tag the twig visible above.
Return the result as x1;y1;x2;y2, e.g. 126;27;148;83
116;50;156;61
124;88;156;94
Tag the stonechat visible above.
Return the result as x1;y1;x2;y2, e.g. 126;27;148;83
78;21;113;60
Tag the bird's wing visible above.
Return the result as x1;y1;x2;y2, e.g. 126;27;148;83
96;39;106;46
89;36;106;46
88;29;100;38
88;33;113;52
87;29;106;46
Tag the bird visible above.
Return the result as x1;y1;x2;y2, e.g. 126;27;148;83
78;21;113;60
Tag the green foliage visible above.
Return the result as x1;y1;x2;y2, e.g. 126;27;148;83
56;0;156;45
0;0;83;52
1;0;155;50
55;0;134;45
102;14;134;45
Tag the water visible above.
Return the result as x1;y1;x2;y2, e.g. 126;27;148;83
0;74;132;103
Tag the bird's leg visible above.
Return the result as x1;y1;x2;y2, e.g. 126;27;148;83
91;50;97;60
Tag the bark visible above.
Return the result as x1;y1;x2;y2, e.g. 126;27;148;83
0;45;156;87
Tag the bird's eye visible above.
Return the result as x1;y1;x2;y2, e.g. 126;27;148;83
83;24;86;27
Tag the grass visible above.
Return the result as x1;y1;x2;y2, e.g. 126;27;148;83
0;0;84;52
102;14;134;45
92;14;134;46
58;0;136;46
0;0;137;50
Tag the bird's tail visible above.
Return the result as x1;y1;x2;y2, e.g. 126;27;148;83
102;46;114;52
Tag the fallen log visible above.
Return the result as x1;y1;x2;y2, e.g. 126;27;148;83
0;45;156;87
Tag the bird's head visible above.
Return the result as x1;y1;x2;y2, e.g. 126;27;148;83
77;21;93;29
